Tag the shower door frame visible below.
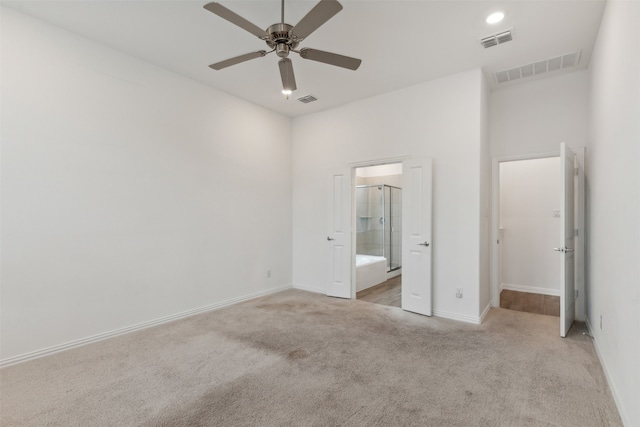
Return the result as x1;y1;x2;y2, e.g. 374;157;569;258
387;185;402;272
355;184;402;273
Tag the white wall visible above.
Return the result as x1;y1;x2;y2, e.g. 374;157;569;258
586;1;640;425
0;8;293;362
491;70;589;158
292;69;486;322
356;163;402;179
499;158;561;294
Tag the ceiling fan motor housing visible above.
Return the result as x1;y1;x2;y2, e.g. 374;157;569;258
267;23;299;57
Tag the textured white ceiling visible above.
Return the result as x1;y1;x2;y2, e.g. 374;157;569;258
3;0;606;117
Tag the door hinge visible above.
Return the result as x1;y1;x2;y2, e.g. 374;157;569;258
574;168;579;176
574;290;579;299
575;229;579;237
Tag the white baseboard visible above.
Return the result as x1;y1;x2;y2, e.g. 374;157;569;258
292;283;326;294
585;317;631;427
432;308;484;325
480;303;492;323
0;284;292;368
501;283;560;296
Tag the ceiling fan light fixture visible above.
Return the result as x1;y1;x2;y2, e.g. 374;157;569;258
486;11;505;24
282;88;294;100
276;42;290;58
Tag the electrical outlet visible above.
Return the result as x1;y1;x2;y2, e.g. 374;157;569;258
456;288;463;299
266;269;272;278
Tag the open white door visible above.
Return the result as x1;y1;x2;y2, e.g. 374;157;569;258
401;157;433;316
326;168;352;298
558;143;576;337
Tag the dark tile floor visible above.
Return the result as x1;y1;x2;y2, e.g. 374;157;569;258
500;289;560;317
356;275;401;308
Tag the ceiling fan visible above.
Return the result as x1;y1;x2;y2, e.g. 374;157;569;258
203;0;362;96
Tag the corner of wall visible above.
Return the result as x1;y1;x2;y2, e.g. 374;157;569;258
585;1;640;425
585;317;633;426
479;69;492;314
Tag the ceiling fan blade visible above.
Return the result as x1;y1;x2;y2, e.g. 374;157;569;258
290;0;343;41
299;48;361;70
209;51;267;70
203;2;267;39
278;58;297;92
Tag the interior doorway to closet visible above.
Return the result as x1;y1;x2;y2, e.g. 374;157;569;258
354;163;402;308
497;157;561;317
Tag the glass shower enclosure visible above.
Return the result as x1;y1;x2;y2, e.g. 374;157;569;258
355;185;402;271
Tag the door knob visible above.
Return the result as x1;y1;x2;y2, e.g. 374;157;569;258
417;241;430;247
327;236;335;241
554;247;574;253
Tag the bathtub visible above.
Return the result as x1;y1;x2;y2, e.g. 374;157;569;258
356;254;387;292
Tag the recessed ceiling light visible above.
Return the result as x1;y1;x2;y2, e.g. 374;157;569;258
486;12;505;24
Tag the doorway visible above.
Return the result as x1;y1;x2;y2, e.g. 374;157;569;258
327;157;432;316
354;164;402;308
497;157;561;317
490;146;585;337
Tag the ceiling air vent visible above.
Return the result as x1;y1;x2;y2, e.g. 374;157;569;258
297;95;318;104
494;50;582;85
480;29;513;49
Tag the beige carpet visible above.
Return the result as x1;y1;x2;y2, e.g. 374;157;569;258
1;289;622;426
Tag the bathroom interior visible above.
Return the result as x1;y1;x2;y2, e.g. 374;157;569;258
355;163;402;308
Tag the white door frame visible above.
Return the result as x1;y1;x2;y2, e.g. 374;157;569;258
490;148;586;322
349;156;408;299
560;142;577;337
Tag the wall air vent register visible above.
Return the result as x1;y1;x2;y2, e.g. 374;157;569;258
480;29;513;48
494;50;582;85
297;95;318;104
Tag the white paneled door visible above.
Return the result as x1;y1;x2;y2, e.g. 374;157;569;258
559;143;576;337
326;168;352;298
401;157;433;316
